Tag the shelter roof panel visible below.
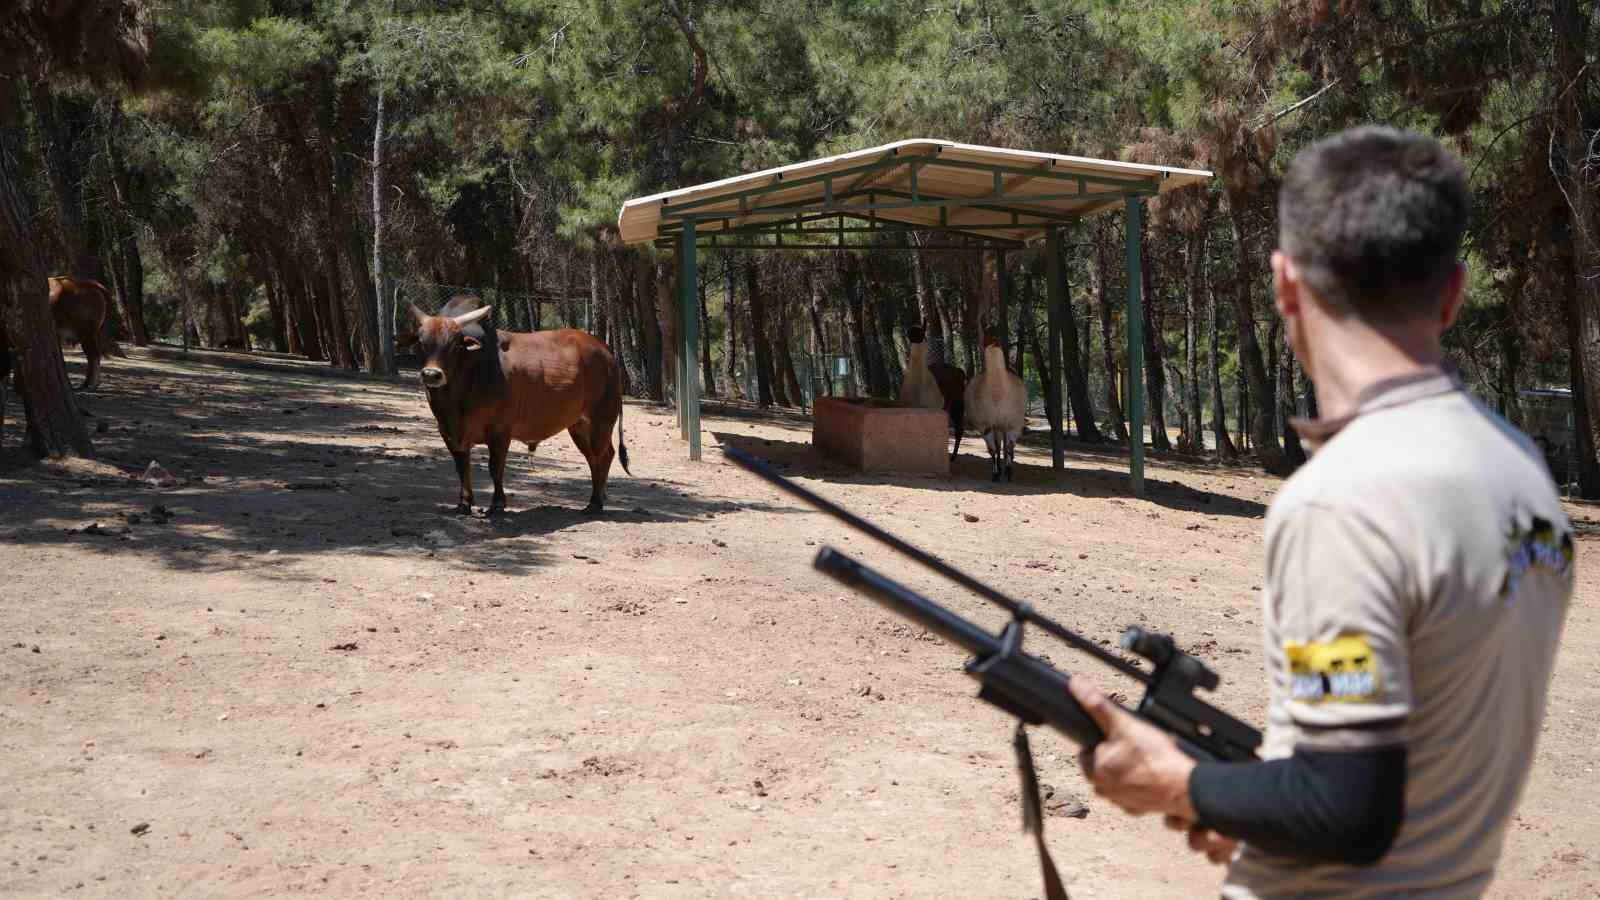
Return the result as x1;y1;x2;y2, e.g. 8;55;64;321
619;139;1210;246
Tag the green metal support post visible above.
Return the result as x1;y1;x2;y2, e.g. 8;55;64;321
1044;227;1065;470
1124;197;1145;496
678;220;701;460
675;241;686;438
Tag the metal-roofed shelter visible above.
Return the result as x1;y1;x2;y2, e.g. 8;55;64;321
617;139;1212;495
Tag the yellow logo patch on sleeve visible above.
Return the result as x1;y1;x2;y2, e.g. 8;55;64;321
1284;634;1380;703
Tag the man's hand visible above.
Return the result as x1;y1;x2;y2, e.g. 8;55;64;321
1069;677;1198;819
1165;815;1240;865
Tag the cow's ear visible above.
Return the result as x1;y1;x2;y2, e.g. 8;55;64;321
462;335;483;351
409;303;429;328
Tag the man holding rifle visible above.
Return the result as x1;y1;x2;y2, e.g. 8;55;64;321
1069;126;1575;896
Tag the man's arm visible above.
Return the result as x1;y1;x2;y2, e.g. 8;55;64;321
1189;746;1406;865
1069;680;1406;866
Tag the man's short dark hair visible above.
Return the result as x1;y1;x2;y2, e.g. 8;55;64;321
1278;126;1469;321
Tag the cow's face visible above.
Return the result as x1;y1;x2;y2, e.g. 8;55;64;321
411;304;493;389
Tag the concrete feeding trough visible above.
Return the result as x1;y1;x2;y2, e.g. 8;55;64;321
813;397;949;475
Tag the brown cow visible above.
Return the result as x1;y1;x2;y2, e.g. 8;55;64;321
49;276;121;390
412;296;630;514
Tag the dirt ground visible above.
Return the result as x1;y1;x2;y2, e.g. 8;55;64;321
2;347;1597;899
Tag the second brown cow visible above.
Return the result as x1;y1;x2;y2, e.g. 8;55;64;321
411;296;630;514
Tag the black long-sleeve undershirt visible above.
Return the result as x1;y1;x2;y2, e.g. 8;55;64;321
1189;745;1407;865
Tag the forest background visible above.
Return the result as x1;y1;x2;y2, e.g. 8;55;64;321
4;0;1598;489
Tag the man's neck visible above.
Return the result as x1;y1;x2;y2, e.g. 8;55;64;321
1308;322;1445;421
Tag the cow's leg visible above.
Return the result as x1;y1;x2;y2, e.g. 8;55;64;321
487;432;512;514
565;422;606;514
79;330;102;391
1004;430;1017;482
450;447;474;513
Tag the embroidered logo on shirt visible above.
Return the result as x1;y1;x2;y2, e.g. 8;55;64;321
1284;634;1380;703
1500;516;1574;605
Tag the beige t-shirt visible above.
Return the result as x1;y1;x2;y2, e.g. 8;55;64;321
1222;371;1574;899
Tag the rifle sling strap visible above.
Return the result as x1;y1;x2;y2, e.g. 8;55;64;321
1014;722;1070;900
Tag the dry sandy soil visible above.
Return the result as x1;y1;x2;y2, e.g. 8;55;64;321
2;347;1597;899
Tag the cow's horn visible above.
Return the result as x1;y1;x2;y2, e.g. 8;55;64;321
452;306;493;327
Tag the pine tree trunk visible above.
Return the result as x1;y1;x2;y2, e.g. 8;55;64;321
263;272;289;353
318;258;354;369
1010;268;1026;376
1238;370;1249;451
1281;332;1306;465
273;244;322;360
843;255;872;397
102;105;149;346
1564;225;1600;493
633;251;663;401
588;250;602;338
808;273;829;397
962;257;983;374
371;35;394;375
911;241;941;340
326;81;381;373
1554;0;1600;497
1499;250;1527;425
1141;241;1170;451
1183;230;1205;453
1017;270;1035;385
1058;253;1101;442
746;256;775;406
699;276;717;397
724;260;740;398
769;306;792;408
656;259;678;405
1227;201;1287;473
777;293;804;407
1207;238;1238;460
1;120;93;458
1091;240;1129;442
30;86;105;283
875;277;902;394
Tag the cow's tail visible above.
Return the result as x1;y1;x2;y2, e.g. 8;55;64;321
615;359;631;476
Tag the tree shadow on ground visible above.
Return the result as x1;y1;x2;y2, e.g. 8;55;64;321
0;352;791;578
709;429;1268;520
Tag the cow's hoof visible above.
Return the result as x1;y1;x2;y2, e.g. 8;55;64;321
1005;470;1014;483
454;502;473;516
487;505;507;517
582;503;604;516
990;472;1001;483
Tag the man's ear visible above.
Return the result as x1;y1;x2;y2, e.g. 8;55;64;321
1272;251;1301;320
1439;263;1467;331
